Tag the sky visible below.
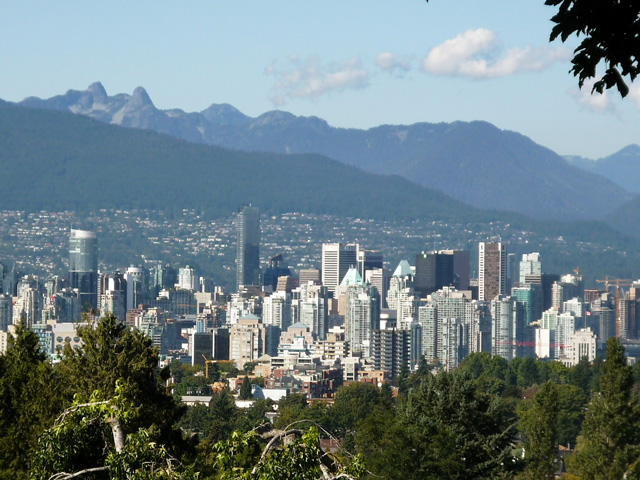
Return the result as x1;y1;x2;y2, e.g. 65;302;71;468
2;1;639;158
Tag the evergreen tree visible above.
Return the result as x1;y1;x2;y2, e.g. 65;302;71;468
572;337;640;479
519;381;559;480
331;382;382;435
44;314;190;476
402;371;518;480
0;321;64;480
206;389;240;444
239;375;253;400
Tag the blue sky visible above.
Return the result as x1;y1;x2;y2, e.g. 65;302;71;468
2;1;639;158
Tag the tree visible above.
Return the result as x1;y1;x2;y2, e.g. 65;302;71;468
273;393;308;430
555;383;587;447
572;337;640;479
0;321;64;480
205;389;240;444
401;371;518;480
58;314;186;450
208;427;363;480
331;383;382;435
516;357;541;388
545;0;640;97
48;314;191;474
354;404;413;479
519;382;559;480
568;356;593;396
32;384;198;480
239;375;253;400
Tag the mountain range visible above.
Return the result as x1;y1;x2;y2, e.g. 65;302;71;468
565;144;640;194
4;99;640;285
0;99;480;221
18;83;634;222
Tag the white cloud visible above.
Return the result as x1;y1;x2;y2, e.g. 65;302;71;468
376;52;412;75
571;78;614;114
422;28;570;79
266;55;369;105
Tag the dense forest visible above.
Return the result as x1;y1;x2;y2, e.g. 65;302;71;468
3;315;640;479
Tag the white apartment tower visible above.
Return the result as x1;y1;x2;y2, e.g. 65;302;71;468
491;295;525;361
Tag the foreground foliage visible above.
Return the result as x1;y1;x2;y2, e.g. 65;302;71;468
6;315;640;479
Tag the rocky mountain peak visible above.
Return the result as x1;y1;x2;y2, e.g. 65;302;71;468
129;86;154;108
87;82;107;103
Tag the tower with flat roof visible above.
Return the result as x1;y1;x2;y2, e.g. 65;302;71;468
69;229;98;311
236;205;260;290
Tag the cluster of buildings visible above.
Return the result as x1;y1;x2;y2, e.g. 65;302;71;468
2;205;640;398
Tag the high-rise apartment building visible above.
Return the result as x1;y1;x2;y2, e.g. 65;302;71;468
511;284;543;325
371;328;410;379
236;205;260;290
490;294;525;361
387;260;414;311
229;314;267;369
69;229;98;310
366;267;390;310
340;267;380;355
479;242;507;302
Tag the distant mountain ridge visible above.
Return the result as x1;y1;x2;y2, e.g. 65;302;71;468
17;83;632;220
565;144;640;194
0;100;479;222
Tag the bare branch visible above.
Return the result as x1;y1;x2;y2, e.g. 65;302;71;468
48;466;108;480
251;428;305;475
54;401;110;425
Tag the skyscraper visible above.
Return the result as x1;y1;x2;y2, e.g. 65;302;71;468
519;253;541;284
491;295;525;361
69;229;98;310
236;205;260;290
478;242;507;302
321;243;358;295
414;250;470;297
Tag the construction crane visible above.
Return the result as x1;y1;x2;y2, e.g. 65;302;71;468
201;354;234;378
202;354;217;378
596;276;636;337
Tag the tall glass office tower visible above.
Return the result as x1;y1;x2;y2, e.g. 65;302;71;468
69;229;98;311
236;205;260;290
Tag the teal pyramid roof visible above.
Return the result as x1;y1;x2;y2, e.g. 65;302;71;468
289;322;309;330
393;260;413;277
340;266;364;286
